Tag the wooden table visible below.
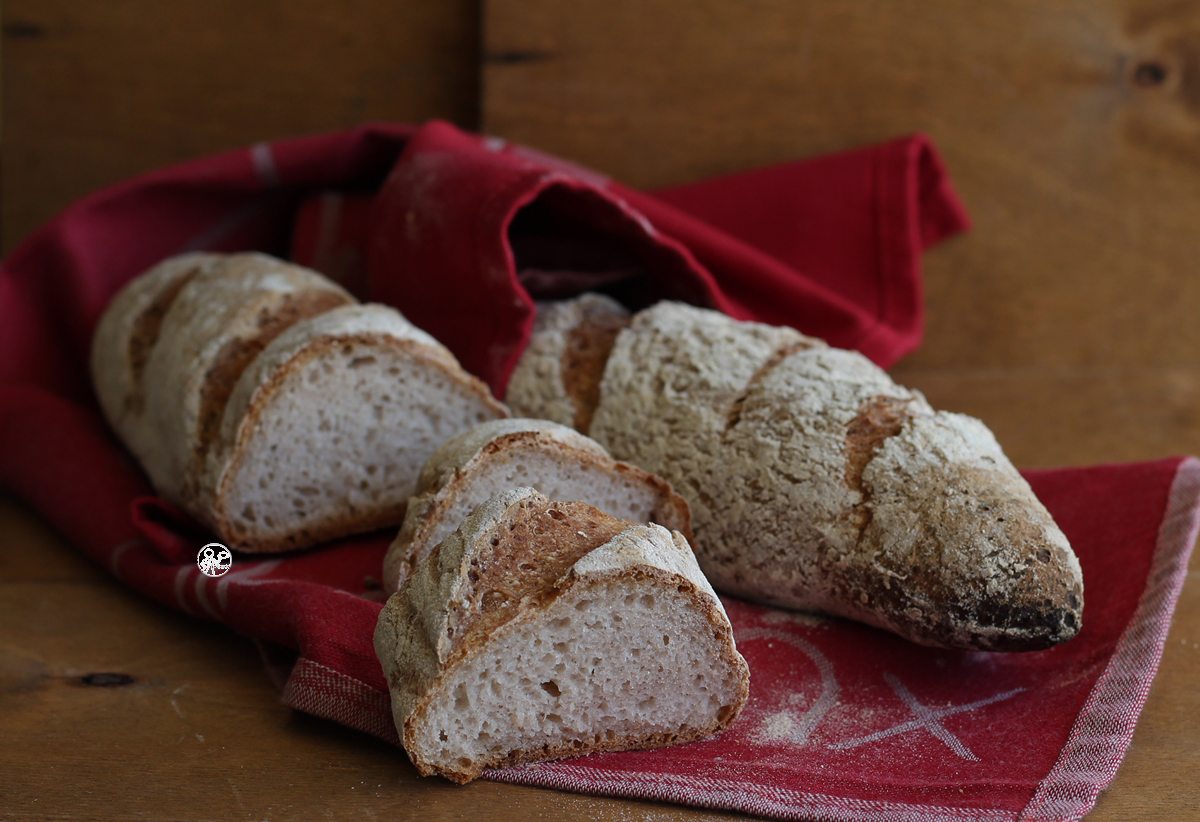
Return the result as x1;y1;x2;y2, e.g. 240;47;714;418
4;1;1199;818
2;377;1197;821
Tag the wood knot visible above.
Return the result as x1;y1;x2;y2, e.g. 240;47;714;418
79;672;136;687
1131;60;1169;87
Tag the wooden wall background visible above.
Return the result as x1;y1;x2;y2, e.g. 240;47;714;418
2;2;1198;820
1;0;480;253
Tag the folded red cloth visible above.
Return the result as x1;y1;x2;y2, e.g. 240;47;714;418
0;121;1193;822
291;120;968;393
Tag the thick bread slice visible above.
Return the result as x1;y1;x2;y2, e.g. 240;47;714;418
590;302;1084;651
138;252;354;505
505;293;631;433
381;418;692;591
205;303;508;552
90;252;222;469
374;487;749;784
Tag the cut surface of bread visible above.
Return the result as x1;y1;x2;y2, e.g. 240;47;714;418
374;487;748;784
207;303;509;552
587;302;1084;651
381;418;691;590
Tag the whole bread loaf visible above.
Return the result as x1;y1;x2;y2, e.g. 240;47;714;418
507;298;1084;651
381;417;691;591
374;487;749;783
91;252;507;552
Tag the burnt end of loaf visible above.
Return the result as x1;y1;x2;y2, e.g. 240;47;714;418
194;290;351;464
560;313;629;435
849;462;1084;651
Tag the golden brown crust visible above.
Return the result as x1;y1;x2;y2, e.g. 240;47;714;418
443;498;629;667
124;263;204;415
383;423;694;590
843;395;915;492
561;312;630;434
194;289;351;465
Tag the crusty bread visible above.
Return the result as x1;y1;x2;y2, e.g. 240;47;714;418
374;487;749;784
504;293;631;432
525;298;1082;651
92;252;508;552
90;252;224;482
104;252;356;506
204;303;509;552
381;418;692;591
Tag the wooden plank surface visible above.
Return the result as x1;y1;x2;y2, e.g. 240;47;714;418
1;0;480;253
3;0;1199;819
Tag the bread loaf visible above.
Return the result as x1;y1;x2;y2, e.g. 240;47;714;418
204;303;509;552
92;252;507;552
510;298;1084;651
381;418;691;590
373;487;749;783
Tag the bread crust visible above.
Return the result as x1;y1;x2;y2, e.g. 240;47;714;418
381;418;692;591
90;252;222;475
137;253;354;506
505;293;631;431
374;488;748;783
588;302;1084;651
207;304;508;552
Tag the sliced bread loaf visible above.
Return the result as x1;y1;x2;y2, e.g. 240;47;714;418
204;303;508;552
579;301;1083;651
104;252;356;506
91;252;509;553
374;487;749;784
381;418;692;591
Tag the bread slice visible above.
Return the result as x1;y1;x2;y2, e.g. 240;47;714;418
102;252;356;507
504;292;631;433
204;303;509;552
588;302;1084;651
373;487;749;784
381;418;692;591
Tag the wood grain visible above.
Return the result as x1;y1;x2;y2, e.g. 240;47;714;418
3;0;1199;818
1;0;480;253
483;0;1200;377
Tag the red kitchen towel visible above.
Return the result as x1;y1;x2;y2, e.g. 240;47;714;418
0;121;1194;822
290;120;967;393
